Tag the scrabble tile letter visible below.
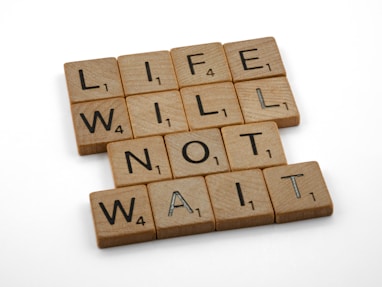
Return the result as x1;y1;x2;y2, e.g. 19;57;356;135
90;185;156;248
107;136;172;187
235;77;300;127
71;98;133;155
224;37;286;82
263;161;333;223
118;51;178;96
221;122;287;170
148;177;215;239
180;82;243;130
64;57;124;104
205;169;274;231
171;42;232;87
165;129;230;178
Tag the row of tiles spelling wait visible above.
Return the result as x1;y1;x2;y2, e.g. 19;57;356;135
64;37;287;104
90;162;333;248
72;78;299;155
107;122;289;188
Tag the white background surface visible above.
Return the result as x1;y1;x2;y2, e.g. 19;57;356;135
1;0;381;286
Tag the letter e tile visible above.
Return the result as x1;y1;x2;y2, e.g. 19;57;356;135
89;185;156;248
224;37;286;82
263;161;333;223
148;177;215;239
205;169;274;231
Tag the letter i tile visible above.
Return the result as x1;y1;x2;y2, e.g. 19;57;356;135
90;185;156;248
205;169;274;231
263;161;333;223
147;177;215;239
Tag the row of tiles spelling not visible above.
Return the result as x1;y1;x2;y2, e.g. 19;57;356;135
90;161;333;248
64;37;288;104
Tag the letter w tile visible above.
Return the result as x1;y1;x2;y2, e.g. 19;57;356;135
80;109;114;133
98;198;135;225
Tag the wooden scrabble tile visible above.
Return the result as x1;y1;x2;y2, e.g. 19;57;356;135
234;77;300;127
90;185;156;248
221;122;287;171
165;128;230;178
71;98;133;155
107;136;172;187
126;90;189;138
224;37;286;82
180;82;244;130
205;169;274;231
171;42;232;88
64;57;124;104
263;161;333;223
118;51;178;96
147;177;215;239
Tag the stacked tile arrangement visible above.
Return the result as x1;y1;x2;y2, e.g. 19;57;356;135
64;37;333;248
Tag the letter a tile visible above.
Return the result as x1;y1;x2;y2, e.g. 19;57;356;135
148;177;215;239
90;185;156;248
107;136;172;187
263;161;333;223
205;169;274;231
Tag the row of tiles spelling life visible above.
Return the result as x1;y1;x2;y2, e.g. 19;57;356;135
90;161;334;248
64;37;300;155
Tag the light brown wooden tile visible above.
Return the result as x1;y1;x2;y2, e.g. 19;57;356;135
171;42;232;88
71;98;133;155
205;169;274;231
126;90;189;138
165;128;230;178
221;122;287;171
118;51;178;96
224;37;286;82
180;82;243;130
107;136;172;187
235;76;300;127
64;57;124;104
90;185;156;248
263;161;333;223
147;177;215;239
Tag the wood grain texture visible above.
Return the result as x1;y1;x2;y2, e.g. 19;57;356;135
171;42;232;88
165;128;230;178
205;169;274;231
107;136;172;187
71;98;133;155
126;90;189;138
224;37;286;82
90;185;156;248
64;57;124;104
235;76;300;127
147;177;215;239
180;82;243;130
118;51;178;96
263;161;333;223
221;122;287;171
